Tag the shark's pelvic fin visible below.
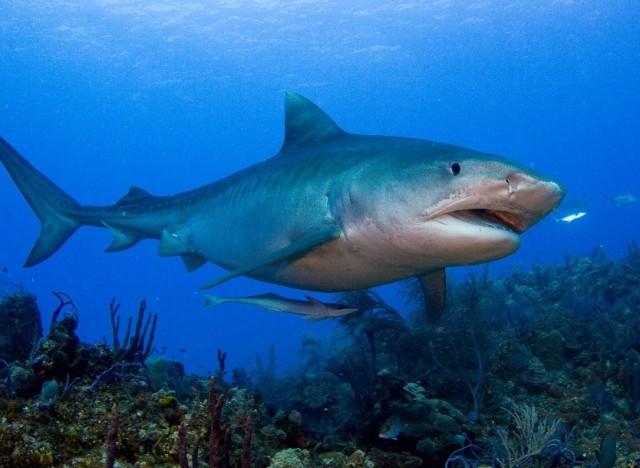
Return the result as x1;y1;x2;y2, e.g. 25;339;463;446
0;137;81;267
418;268;447;323
200;224;341;290
156;230;207;271
278;92;346;154
158;230;186;257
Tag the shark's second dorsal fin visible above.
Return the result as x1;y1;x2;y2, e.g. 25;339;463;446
279;92;345;154
115;186;156;206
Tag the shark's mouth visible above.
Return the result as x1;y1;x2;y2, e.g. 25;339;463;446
449;209;527;234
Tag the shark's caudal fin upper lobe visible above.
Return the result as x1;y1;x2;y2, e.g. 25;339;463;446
0;136;81;266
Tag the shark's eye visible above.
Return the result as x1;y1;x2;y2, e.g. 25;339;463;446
450;163;461;175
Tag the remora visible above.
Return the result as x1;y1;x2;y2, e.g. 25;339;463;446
0;93;565;321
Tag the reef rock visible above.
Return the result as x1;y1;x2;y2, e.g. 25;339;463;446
0;292;42;363
519;356;550;391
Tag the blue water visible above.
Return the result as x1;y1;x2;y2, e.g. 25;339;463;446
1;1;638;375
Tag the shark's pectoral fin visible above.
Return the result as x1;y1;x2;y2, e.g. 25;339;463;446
418;268;447;323
200;224;341;290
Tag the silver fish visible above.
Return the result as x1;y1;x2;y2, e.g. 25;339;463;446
205;293;358;322
557;212;587;223
608;194;637;205
378;414;402;440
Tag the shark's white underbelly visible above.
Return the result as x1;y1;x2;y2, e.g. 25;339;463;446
241;214;522;291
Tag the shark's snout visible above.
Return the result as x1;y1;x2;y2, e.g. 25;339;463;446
421;168;565;237
504;171;566;230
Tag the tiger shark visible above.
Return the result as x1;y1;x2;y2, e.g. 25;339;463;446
0;93;565;321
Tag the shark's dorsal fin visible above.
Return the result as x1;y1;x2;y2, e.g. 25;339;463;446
115;186;156;206
279;92;345;153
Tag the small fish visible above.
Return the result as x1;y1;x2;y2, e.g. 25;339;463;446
607;194;638;206
204;292;358;321
378;415;402;440
556;212;587;223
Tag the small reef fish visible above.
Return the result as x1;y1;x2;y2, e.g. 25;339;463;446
378;414;402;440
556;212;587;223
607;194;638;206
204;293;358;322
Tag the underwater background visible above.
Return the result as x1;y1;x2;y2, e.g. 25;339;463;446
0;1;639;466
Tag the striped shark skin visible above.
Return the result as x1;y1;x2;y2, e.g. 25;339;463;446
0;93;565;321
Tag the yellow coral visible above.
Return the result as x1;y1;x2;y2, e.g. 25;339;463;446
157;395;178;409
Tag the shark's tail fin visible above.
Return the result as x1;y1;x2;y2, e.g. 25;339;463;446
0;136;81;266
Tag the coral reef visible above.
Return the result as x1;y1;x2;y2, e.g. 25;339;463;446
1;243;640;466
0;291;42;363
